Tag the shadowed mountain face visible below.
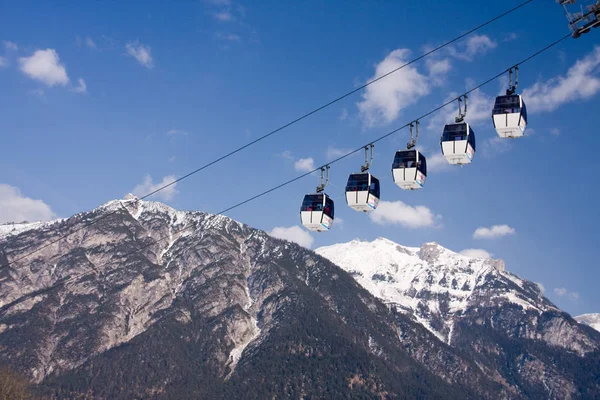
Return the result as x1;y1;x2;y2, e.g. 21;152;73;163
0;198;598;399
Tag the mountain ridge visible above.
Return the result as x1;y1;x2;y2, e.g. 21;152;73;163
1;198;599;399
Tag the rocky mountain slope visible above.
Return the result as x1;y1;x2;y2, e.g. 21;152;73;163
0;199;599;399
316;237;600;398
0;197;512;399
575;313;600;332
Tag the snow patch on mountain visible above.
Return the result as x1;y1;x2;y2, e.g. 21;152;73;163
575;313;600;332
316;237;557;344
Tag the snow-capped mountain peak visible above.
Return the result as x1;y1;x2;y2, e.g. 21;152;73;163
575;313;600;332
316;237;556;344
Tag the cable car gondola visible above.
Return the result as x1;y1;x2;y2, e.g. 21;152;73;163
392;121;427;190
345;144;380;212
441;95;476;165
392;150;427;190
492;66;528;138
300;166;334;231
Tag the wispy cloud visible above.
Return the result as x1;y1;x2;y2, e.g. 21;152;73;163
460;248;492;259
125;40;153;68
294;158;315;172
554;287;580;301
0;56;7;68
522;46;600;113
369;200;441;228
85;36;97;49
132;175;178;201
269;225;314;249
473;224;515;239
4;40;18;51
19;49;69;87
72;78;87;94
339;108;349;121
167;129;189;137
0;184;56;223
326;146;354;161
215;32;241;42
447;34;497;61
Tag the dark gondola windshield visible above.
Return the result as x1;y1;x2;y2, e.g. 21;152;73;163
468;124;476;151
324;195;334;218
301;194;323;212
521;98;528;124
393;151;426;175
301;194;334;218
493;95;521;115
346;173;369;192
370;176;380;198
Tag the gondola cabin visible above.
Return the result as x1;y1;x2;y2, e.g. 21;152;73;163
345;173;380;212
492;94;527;138
392;150;427;190
300;193;334;231
440;122;476;165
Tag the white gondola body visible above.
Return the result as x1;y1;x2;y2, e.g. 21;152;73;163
441;139;475;164
392;150;427;190
492;95;527;138
441;123;476;165
346;191;379;213
300;193;334;232
393;167;426;190
345;173;380;213
300;210;333;231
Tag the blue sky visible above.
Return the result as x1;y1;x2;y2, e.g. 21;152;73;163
1;0;599;316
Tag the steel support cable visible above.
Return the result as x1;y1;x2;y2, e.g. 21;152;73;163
1;0;537;266
0;34;571;306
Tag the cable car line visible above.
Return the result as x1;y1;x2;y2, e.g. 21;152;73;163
0;32;572;282
0;0;539;267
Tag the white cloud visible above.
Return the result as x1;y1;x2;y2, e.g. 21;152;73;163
357;49;431;128
369;200;440;228
448;34;497;61
481;136;512;158
132;175;178;201
535;282;546;294
425;152;451;173
167;129;188;136
522;46;600;113
269;226;314;249
294;157;315;172
426;58;452;85
339;108;349;121
0;56;7;68
4;41;18;50
503;33;518;42
216;32;241;41
326;146;353;161
213;11;235;21
473;224;515;239
72;78;87;94
460;248;492;259
84;36;97;49
554;287;568;297
0;184;56;223
125;41;153;68
553;287;579;300
19;49;69;87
